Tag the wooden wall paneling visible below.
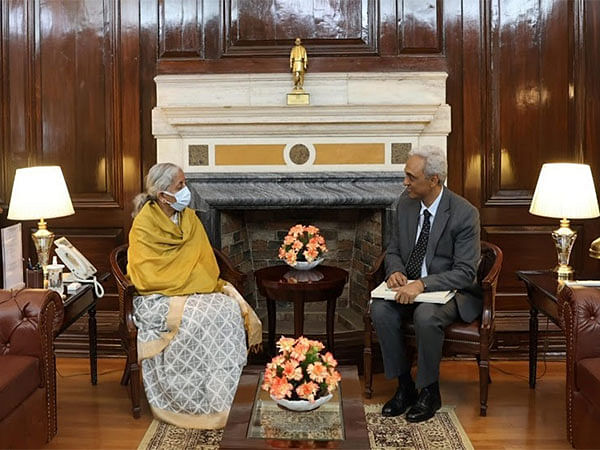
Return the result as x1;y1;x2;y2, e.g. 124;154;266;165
223;0;378;56
379;0;399;55
37;0;118;205
141;0;159;176
159;0;203;59
444;0;467;196
485;0;575;205
0;0;143;357
582;0;600;280
399;0;442;53
157;0;447;74
0;0;5;206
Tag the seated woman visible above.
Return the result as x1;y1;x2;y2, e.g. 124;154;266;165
127;162;262;429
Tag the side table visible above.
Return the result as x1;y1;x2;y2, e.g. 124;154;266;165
516;270;563;388
56;272;110;385
254;265;348;355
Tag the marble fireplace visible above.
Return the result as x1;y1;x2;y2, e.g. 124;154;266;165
152;72;450;339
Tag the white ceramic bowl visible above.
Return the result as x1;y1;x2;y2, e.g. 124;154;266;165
270;393;333;412
288;258;324;271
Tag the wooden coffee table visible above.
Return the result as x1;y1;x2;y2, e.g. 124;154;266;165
220;365;369;449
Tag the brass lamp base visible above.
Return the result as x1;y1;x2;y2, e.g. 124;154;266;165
32;218;55;275
590;236;600;259
552;218;576;281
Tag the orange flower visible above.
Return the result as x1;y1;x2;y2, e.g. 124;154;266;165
282;360;303;381
283;235;295;245
305;225;319;235
307;362;328;383
292;240;303;251
291;338;310;361
270;376;294;400
296;381;319;402
285;250;297;265
277;336;296;354
278;247;286;259
325;370;341;392
289;224;304;237
308;339;325;351
322;351;338;367
303;248;319;262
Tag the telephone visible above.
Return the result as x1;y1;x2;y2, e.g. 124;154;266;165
54;237;104;297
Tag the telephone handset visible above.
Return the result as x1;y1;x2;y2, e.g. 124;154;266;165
54;237;104;297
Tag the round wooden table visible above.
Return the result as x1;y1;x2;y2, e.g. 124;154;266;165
254;264;348;355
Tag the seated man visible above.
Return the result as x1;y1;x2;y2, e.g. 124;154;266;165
371;145;481;423
127;162;262;428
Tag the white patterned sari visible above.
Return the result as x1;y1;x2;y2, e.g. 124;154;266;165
133;290;247;429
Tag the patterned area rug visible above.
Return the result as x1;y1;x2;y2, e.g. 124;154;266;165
138;404;473;450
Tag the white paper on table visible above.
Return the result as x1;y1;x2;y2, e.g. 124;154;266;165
1;223;25;290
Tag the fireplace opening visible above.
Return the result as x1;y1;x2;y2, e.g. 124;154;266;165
219;209;383;335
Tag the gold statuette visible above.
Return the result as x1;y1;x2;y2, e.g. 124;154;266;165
287;38;310;105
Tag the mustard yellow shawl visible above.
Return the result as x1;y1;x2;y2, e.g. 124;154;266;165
127;202;262;351
128;202;220;296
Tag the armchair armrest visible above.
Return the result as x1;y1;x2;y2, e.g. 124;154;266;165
214;247;247;293
0;289;63;359
366;252;386;292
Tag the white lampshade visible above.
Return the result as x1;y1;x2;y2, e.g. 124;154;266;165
530;163;600;219
7;166;74;220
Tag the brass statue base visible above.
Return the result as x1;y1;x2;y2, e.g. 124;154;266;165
287;91;310;105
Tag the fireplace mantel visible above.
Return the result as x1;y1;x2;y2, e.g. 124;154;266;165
153;72;450;173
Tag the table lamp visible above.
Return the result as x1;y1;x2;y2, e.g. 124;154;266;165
7;166;74;273
529;163;600;280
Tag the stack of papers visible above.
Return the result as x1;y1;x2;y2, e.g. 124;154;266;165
370;281;455;304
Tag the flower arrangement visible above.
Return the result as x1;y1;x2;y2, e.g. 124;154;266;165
262;336;341;403
278;224;328;267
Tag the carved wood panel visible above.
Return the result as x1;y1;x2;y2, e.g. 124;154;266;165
159;0;203;58
224;0;378;56
399;0;442;53
157;0;447;73
484;0;576;205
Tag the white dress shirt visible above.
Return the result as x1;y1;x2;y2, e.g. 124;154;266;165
415;187;444;277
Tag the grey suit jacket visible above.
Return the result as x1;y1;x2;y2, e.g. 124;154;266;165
385;188;482;323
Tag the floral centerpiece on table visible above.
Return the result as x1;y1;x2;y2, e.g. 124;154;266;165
262;336;341;406
278;224;328;267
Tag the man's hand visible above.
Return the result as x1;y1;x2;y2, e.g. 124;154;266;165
394;280;425;304
386;271;408;289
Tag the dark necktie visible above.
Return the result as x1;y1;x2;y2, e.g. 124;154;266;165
406;209;431;280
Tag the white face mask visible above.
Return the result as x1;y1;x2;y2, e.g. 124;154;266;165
162;185;191;212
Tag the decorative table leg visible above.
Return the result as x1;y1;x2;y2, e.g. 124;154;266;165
326;297;336;353
529;306;539;389
89;306;97;385
267;298;276;356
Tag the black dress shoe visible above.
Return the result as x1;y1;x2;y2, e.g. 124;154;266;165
381;383;417;417
405;383;441;423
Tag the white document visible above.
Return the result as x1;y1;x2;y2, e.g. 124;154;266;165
1;223;25;290
564;280;600;287
370;280;455;304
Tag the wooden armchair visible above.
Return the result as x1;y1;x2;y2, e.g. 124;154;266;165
109;243;246;418
363;241;502;416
